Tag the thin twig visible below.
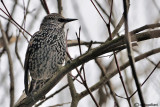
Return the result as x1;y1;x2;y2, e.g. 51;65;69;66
76;26;86;81
15;33;24;68
133;49;159;67
94;0;115;27
57;0;62;15
0;0;32;36
5;0;18;36
123;0;145;106
0;21;14;107
130;61;160;98
108;0;113;26
75;28;100;106
15;0;31;69
90;0;107;25
130;23;160;34
67;52;100;107
105;0;131;106
107;81;120;107
68;73;82;84
95;58;120;107
93;2;130;104
0;12;29;42
40;0;50;14
66;52;83;84
120;52;135;104
67;73;80;107
79;48;160;99
114;93;127;99
106;13;124;41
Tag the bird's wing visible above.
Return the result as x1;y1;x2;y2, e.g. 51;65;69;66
24;31;42;95
24;45;30;95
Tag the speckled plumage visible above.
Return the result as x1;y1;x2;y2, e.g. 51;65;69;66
24;13;77;96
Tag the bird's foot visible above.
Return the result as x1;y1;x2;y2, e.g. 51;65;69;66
28;91;36;101
28;91;45;101
66;60;71;64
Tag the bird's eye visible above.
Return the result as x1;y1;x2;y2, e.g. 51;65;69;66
58;18;65;22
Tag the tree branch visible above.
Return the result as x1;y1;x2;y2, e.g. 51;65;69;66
0;21;14;107
15;29;160;107
67;73;80;107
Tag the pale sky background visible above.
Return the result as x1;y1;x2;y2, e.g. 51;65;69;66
0;0;160;107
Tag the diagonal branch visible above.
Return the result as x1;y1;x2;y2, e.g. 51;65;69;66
14;29;160;107
40;0;50;14
79;47;160;99
123;0;145;105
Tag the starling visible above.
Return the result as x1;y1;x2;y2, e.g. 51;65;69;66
24;13;77;96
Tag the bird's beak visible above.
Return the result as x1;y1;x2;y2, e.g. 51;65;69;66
58;18;78;23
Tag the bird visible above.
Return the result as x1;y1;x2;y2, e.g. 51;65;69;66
24;13;77;97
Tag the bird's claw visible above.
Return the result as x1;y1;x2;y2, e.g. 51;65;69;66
28;91;36;101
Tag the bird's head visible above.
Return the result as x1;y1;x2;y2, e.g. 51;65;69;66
40;13;77;30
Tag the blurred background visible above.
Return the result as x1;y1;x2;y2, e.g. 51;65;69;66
0;0;160;107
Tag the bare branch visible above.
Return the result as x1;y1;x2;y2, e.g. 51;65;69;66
67;73;80;107
79;47;160;99
130;61;160;98
130;23;160;34
57;0;62;15
40;0;50;14
123;0;145;105
14;28;160;107
0;1;32;37
0;21;14;107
